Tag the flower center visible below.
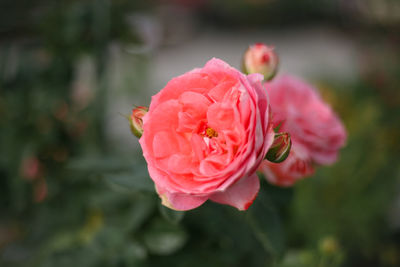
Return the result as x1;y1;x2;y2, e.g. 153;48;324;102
205;127;218;138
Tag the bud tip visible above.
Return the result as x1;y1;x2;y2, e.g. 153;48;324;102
265;132;291;163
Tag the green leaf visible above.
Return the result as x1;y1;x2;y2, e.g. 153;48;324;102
68;156;156;192
122;241;148;265
142;217;187;255
103;171;154;192
246;187;285;258
159;204;185;224
67;157;132;173
125;194;156;232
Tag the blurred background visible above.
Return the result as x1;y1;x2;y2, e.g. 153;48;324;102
1;0;400;266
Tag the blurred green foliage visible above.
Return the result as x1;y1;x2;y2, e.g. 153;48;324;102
1;0;400;267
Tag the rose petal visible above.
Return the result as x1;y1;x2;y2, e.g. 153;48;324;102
168;154;193;174
208;80;236;102
152;131;178;158
156;185;208;211
209;173;260;210
207;103;236;131
154;73;214;104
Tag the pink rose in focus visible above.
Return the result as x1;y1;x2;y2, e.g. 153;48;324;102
139;58;274;210
259;74;346;186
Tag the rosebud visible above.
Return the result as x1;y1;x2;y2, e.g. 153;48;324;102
130;106;148;138
265;132;291;163
242;43;279;81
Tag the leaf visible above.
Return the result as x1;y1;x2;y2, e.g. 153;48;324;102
125;194;156;232
103;170;154;192
159;204;185;224
122;241;148;265
67;157;132;173
68;155;155;192
246;187;285;257
142;217;187;256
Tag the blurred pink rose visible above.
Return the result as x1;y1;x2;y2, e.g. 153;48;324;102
139;58;274;210
260;74;346;186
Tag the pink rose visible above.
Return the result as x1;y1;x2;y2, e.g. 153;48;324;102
259;74;346;186
139;58;274;210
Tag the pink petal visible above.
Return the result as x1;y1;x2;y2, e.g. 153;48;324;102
156;185;208;211
208;80;236;102
310;149;338;165
154;73;213;104
209;173;260;210
152;131;178;158
207;103;236;131
168;154;193;174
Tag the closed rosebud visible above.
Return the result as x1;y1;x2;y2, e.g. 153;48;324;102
130;106;148;138
242;43;279;81
265;132;291;163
